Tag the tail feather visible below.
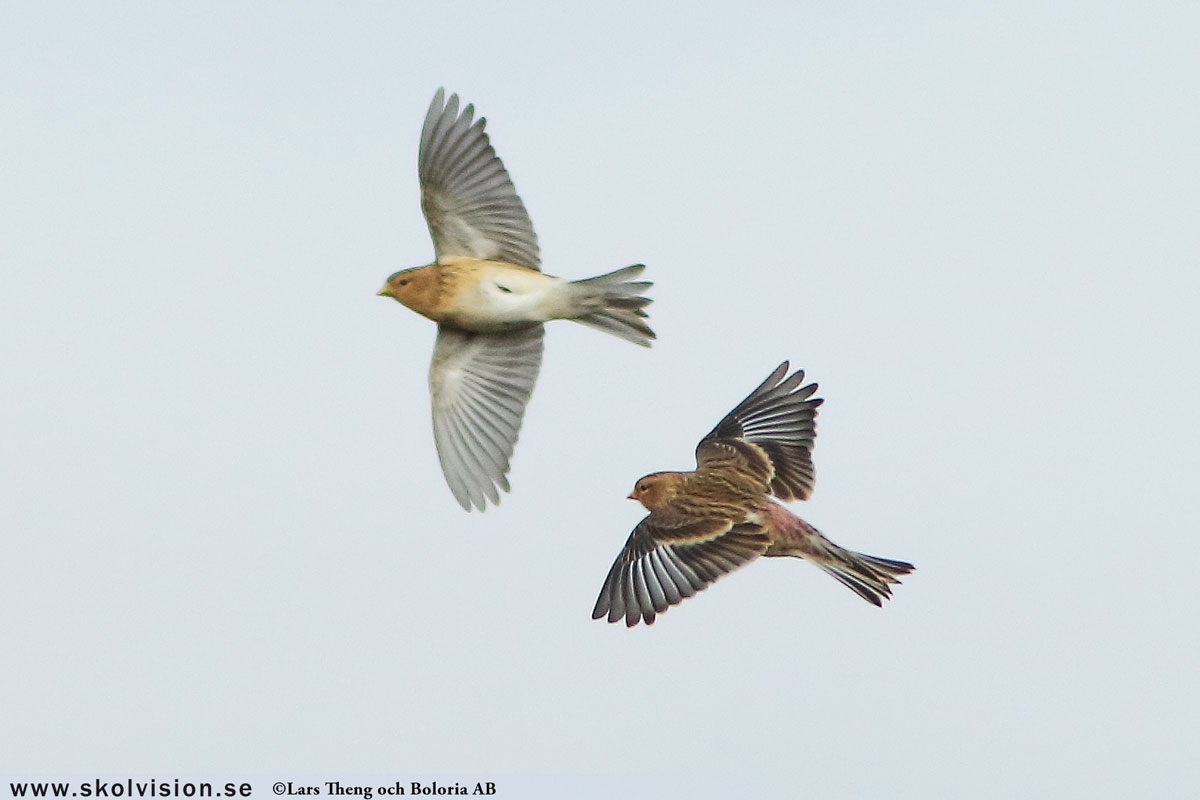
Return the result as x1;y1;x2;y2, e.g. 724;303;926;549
569;264;655;347
816;549;914;607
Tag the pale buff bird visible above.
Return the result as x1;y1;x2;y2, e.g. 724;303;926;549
379;89;654;511
593;363;914;627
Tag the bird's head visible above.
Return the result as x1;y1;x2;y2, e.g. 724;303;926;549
378;266;441;315
628;472;685;511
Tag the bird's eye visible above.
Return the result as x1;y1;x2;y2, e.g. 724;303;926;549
398;279;408;286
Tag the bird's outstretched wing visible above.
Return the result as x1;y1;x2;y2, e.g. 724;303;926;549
419;88;541;270
695;362;824;501
428;324;543;511
592;511;770;627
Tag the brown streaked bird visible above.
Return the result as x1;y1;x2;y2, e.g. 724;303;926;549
379;88;654;511
593;363;914;627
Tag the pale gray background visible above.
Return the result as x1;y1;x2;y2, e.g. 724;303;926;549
3;2;1198;797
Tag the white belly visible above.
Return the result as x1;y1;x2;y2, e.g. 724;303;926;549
450;271;571;330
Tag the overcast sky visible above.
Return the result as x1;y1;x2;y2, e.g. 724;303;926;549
3;2;1198;798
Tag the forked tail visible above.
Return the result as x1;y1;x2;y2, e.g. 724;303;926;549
569;264;655;346
762;503;914;606
815;547;914;606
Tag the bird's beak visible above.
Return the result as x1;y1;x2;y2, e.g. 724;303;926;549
377;284;393;298
627;492;637;500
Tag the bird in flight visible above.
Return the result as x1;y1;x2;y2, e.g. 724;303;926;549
593;363;914;626
379;89;654;511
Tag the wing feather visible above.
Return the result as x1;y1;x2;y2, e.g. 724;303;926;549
418;89;540;269
428;324;543;511
696;361;825;501
592;515;769;627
